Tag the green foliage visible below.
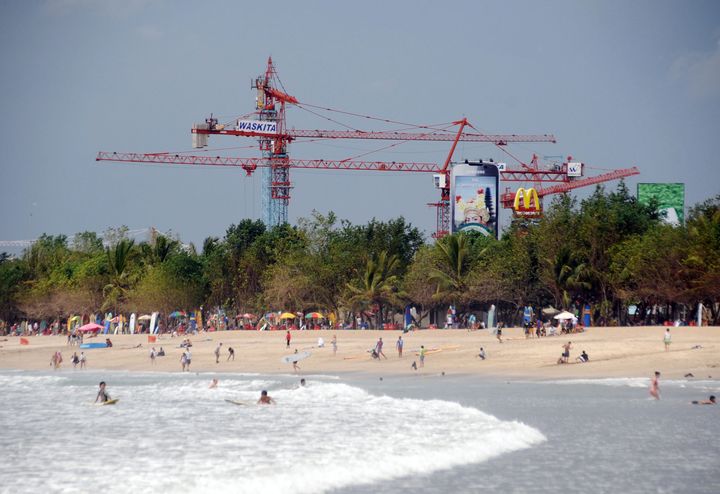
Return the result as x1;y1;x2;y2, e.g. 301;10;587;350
2;186;719;325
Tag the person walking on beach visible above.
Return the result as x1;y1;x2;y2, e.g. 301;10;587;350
50;351;62;370
286;330;291;348
227;346;235;361
396;336;404;357
215;342;222;364
71;352;79;370
150;347;157;365
496;323;503;344
478;347;486;360
664;329;671;352
79;352;86;369
375;338;387;359
561;341;572;364
331;335;337;356
419;345;426;368
95;381;110;403
184;348;192;372
650;371;661;400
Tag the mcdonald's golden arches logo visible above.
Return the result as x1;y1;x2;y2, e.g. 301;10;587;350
513;188;542;217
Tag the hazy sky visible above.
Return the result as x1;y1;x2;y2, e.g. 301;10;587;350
1;0;718;247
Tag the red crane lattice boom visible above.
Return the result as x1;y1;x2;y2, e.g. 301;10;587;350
96;57;640;238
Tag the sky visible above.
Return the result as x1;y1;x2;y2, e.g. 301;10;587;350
1;0;719;248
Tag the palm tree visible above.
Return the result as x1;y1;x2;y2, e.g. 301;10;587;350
428;233;471;305
345;251;401;328
103;239;135;311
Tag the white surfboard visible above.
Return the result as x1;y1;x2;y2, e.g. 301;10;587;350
129;313;136;335
281;351;311;364
150;312;158;334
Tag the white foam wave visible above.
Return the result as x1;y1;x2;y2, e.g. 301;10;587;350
0;373;544;494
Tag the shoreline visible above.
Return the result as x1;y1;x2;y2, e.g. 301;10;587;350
1;326;718;380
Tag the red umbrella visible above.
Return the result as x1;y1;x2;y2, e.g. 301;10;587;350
77;323;103;333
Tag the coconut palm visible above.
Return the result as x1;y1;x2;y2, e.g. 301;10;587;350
345;251;401;329
103;239;135;311
428;233;471;304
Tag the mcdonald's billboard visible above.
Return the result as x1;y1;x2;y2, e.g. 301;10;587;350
513;188;542;218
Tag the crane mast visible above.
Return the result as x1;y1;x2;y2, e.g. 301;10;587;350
97;58;639;237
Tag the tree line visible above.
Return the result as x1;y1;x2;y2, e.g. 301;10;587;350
1;183;718;327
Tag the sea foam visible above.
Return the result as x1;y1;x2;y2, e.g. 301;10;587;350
0;372;545;494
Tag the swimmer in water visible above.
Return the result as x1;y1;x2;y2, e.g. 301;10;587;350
691;395;716;405
94;381;110;403
209;378;218;389
257;390;275;405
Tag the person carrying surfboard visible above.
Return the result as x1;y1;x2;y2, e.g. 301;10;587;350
95;381;110;403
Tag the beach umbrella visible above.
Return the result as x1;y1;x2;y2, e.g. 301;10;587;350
280;312;296;319
542;306;560;316
169;311;187;318
77;323;103;332
553;311;575;320
242;313;256;319
305;312;324;319
138;315;152;321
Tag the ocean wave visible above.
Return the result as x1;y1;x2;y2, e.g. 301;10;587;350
0;374;544;494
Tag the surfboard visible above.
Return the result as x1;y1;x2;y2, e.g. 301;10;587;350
225;399;249;406
281;351;311;364
129;313;136;335
80;342;107;349
150;312;158;334
100;399;119;406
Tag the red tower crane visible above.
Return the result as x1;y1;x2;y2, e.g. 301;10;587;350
96;57;637;237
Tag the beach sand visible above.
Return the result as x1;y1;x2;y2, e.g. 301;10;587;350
1;326;718;379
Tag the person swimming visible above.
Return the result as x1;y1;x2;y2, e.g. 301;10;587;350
94;381;110;403
691;395;716;405
257;390;275;405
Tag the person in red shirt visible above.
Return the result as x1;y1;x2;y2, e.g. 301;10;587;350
286;330;291;348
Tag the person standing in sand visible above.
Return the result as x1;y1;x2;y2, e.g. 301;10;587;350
650;371;661;400
562;341;572;364
215;342;222;364
396;336;404;357
227;346;235;361
79;352;86;369
150;347;157;365
375;338;387;359
419;345;426;368
285;330;292;348
331;335;337;356
664;329;671;352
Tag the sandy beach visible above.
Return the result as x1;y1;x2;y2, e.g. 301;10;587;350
1;326;718;379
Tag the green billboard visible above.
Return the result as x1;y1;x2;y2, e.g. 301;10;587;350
637;183;685;226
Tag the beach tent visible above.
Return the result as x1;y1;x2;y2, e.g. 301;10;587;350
553;311;575;320
77;323;103;333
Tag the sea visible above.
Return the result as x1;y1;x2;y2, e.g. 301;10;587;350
0;370;718;494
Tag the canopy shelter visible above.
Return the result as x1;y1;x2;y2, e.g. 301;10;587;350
77;323;103;333
553;311;575;320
